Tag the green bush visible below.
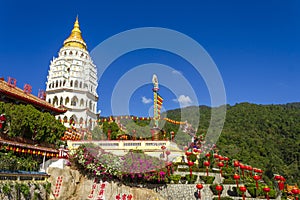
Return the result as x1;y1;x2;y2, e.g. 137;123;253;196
20;183;30;198
185;174;197;184
2;183;11;195
200;176;215;184
223;178;235;184
170;174;181;184
189;154;197;162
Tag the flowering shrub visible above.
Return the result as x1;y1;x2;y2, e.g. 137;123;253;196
69;144;170;184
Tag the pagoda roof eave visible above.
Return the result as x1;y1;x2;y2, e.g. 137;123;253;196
0;79;67;115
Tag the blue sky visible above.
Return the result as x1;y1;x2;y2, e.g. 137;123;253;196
0;0;299;117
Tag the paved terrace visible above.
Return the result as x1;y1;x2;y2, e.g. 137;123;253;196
67;140;184;161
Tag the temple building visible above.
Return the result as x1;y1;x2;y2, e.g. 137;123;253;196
45;17;98;131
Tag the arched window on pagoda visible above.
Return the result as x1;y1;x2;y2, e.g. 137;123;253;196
48;99;51;104
89;100;92;110
59;80;62;87
74;80;78;88
70;80;73;87
79;81;82;88
63;116;68;123
48;83;51;89
56;80;58;88
53;96;58;106
60;97;63;105
71;96;78;106
69;51;73;56
57;116;61;122
63;80;66;86
79;117;84;125
80;99;84;107
65;97;70;105
70;115;77;125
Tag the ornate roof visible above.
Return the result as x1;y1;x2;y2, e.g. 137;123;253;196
63;16;87;50
0;78;66;115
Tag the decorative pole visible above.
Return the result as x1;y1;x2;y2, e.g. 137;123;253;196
152;74;159;128
239;185;247;200
233;174;240;188
204;161;210;176
215;185;223;200
217;162;224;177
253;175;261;189
196;183;203;199
188;161;194;178
263;186;270;200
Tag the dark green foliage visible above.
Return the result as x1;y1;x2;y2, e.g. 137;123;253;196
0;150;39;171
170;174;181;183
163;103;300;185
2;183;11;195
200;176;215;184
19;183;30;198
189;153;197;162
185;174;197;184
0;102;65;146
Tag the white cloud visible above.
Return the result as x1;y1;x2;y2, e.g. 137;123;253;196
173;95;193;107
172;70;182;76
142;96;152;104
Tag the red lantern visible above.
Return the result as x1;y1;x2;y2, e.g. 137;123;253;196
274;175;281;181
254;168;263;174
253;175;261;189
215;185;223;200
214;154;219;159
185;151;192;161
166;150;171;156
263;186;271;200
205;153;210;158
276;176;285;191
203;161;210;176
247;165;253;175
196;183;203;199
291;188;300;200
233;174;240;188
185;151;192;156
193;148;198;153
218;155;223;161
224;157;229;167
234;160;240;169
239;185;247;200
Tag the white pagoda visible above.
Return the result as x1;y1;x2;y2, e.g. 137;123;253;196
45;17;98;131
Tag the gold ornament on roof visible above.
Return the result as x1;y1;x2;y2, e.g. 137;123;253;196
63;16;87;50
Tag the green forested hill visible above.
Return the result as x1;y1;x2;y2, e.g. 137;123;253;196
165;102;300;185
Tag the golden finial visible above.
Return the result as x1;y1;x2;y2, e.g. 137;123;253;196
63;16;87;50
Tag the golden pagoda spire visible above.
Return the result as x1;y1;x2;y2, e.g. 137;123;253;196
63;16;87;50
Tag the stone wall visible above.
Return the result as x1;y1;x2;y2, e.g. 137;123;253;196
47;167;280;200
